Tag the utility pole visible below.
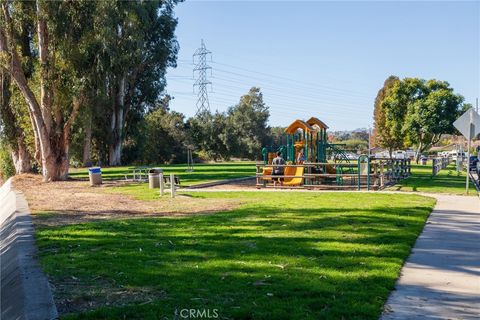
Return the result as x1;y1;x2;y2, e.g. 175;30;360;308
193;39;212;115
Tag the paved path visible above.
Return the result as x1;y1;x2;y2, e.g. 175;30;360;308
381;194;480;320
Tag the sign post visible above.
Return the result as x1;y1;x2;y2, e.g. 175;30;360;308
453;108;480;193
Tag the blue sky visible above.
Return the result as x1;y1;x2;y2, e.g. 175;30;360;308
165;1;480;131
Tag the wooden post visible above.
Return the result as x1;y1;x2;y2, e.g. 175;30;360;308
170;173;175;198
159;172;164;197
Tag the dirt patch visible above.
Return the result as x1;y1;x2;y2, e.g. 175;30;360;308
11;174;248;316
12;174;242;227
51;276;167;315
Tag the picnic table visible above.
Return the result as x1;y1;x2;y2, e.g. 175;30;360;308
124;166;151;181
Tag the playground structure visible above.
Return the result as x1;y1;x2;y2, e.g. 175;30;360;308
258;116;412;190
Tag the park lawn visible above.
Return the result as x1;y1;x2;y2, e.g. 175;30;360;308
69;162;256;186
390;163;477;195
35;192;436;320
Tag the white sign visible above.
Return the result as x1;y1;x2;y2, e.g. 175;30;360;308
453;108;480;139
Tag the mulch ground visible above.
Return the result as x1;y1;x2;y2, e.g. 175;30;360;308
12;174;243;227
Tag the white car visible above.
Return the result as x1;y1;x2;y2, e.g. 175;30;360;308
374;151;390;159
405;149;416;159
449;151;465;161
346;153;359;160
393;150;406;159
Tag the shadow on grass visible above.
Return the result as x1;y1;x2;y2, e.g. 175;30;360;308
36;197;435;320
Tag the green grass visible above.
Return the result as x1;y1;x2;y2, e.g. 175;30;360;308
390;162;477;195
69;162;256;186
36;192;435;319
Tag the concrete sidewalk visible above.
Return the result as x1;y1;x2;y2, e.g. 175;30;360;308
382;194;480;320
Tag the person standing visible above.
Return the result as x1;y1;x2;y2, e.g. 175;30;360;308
272;151;286;186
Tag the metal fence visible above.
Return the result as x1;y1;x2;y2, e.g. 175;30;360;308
255;158;411;191
432;156;452;176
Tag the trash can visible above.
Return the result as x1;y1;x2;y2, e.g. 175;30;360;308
421;157;427;165
88;167;102;186
148;168;163;189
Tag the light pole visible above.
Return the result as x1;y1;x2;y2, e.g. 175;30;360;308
368;126;372;158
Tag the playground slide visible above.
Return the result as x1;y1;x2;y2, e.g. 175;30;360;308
262;167;273;180
283;166;304;186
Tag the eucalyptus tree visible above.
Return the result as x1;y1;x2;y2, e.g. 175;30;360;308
0;71;33;173
92;0;180;166
0;1;36;173
0;0;97;180
0;0;181;180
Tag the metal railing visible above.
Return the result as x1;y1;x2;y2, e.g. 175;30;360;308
256;158;411;190
432;156;452;176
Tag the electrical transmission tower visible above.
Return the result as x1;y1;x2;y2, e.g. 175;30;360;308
193;39;212;115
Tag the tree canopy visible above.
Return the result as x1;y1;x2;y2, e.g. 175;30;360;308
373;76;470;159
0;0;181;180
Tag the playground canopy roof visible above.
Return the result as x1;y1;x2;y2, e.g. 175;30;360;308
284;117;329;134
284;120;315;134
306;117;329;130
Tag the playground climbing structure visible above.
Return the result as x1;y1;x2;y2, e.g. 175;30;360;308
258;116;411;190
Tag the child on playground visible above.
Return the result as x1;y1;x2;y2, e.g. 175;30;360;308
272;151;285;186
297;150;306;164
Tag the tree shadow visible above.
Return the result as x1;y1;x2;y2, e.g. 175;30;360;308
35;199;437;319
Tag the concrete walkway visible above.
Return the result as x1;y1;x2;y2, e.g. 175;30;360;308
382;194;480;320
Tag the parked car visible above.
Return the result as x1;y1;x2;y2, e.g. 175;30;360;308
449;150;466;161
405;149;416;159
346;153;359;160
374;151;390;159
469;156;478;172
393;150;406;159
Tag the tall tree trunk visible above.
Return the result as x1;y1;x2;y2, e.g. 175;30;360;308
82;110;92;167
108;77;126;166
415;142;423;164
0;3;81;181
0;70;33;174
11;136;32;174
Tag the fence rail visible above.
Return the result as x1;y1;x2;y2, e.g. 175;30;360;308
432;156;452;176
256;158;411;190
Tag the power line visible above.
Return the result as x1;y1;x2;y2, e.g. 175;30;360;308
193;40;212;115
168;75;371;108
210;61;369;97
177;59;370;98
208;75;371;105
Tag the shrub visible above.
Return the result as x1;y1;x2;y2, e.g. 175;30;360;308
0;141;15;181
